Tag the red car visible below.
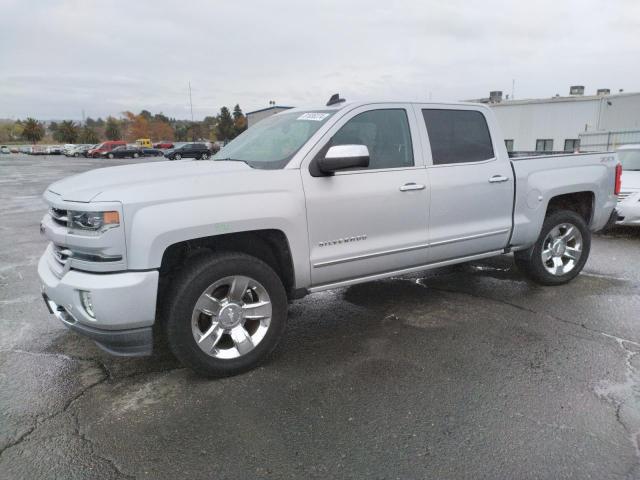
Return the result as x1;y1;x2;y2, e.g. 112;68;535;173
88;141;127;158
153;141;174;149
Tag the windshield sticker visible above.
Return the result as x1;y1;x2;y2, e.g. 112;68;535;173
297;113;330;121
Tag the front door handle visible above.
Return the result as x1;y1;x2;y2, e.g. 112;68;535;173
488;175;509;183
399;183;426;192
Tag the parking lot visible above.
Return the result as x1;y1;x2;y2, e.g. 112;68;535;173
1;154;640;479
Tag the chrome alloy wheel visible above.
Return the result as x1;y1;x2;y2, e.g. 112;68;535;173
191;275;272;359
541;223;583;276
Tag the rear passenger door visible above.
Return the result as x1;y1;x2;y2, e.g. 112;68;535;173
415;105;513;262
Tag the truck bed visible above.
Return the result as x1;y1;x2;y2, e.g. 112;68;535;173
508;151;618;249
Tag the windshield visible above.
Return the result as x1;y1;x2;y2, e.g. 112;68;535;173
212;110;335;169
619;150;640;171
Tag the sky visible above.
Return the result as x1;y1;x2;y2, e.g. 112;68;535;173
1;0;638;121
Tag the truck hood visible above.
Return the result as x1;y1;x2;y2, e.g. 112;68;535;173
47;160;257;202
621;170;640;191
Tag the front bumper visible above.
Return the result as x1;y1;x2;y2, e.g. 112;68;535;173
38;247;159;356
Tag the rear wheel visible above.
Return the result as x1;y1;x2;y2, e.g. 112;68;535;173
514;210;590;285
107;153;114;159
165;252;288;377
133;152;140;158
201;152;209;160
174;153;182;160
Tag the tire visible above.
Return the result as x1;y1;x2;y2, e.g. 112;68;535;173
74;153;79;157
133;152;139;158
201;152;209;160
514;209;591;286
165;252;288;378
107;153;114;159
174;153;182;160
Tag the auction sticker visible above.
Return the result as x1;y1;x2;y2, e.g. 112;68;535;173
297;113;330;121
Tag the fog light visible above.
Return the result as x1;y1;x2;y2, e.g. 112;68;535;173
79;290;95;318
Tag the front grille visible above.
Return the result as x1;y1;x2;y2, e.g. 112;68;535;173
49;207;68;227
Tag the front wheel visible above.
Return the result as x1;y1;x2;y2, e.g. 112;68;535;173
133;152;139;158
174;153;181;160
514;210;591;285
165;252;288;377
107;153;114;159
201;152;209;160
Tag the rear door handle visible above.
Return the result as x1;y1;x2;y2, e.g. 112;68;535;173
488;175;509;183
399;183;426;192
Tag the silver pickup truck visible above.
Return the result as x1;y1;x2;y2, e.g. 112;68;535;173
38;98;621;377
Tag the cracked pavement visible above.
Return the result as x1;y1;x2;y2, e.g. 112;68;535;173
1;154;640;479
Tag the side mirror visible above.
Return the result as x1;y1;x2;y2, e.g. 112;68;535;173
316;145;370;175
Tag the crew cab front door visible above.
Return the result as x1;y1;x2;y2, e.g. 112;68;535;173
302;105;430;287
415;105;513;262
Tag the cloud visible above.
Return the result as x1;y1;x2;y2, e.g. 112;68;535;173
0;0;638;119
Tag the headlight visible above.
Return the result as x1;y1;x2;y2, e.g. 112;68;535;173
68;210;120;234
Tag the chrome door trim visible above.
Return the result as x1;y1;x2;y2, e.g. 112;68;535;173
313;242;430;268
312;228;510;268
428;228;510;247
309;250;505;292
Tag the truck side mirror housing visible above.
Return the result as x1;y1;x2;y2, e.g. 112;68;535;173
315;145;370;175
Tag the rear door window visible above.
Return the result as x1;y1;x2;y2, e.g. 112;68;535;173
421;109;494;165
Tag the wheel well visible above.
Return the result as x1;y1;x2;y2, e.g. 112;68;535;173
546;191;594;225
159;230;296;299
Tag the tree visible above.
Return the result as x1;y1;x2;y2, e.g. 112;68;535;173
232;104;247;138
21;118;45;144
79;125;100;144
139;110;152;120
149;120;174;141
128;114;150;140
105;116;121;140
153;113;170;123
216;107;235;142
187;122;204;141
54;120;79;143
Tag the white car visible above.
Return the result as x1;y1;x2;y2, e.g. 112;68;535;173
616;145;640;226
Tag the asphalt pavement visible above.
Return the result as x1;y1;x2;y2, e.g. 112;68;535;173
1;154;639;479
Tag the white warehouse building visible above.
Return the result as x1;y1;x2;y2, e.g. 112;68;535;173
482;87;640;153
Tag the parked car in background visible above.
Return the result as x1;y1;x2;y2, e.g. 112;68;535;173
1;145;10;154
10;147;20;153
63;144;76;155
153;141;174;149
46;145;62;155
31;145;47;155
19;146;31;154
66;145;88;157
136;138;153;148
164;142;211;160
88;141;127;158
76;144;97;157
140;147;164;157
616;144;640;226
101;145;143;159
